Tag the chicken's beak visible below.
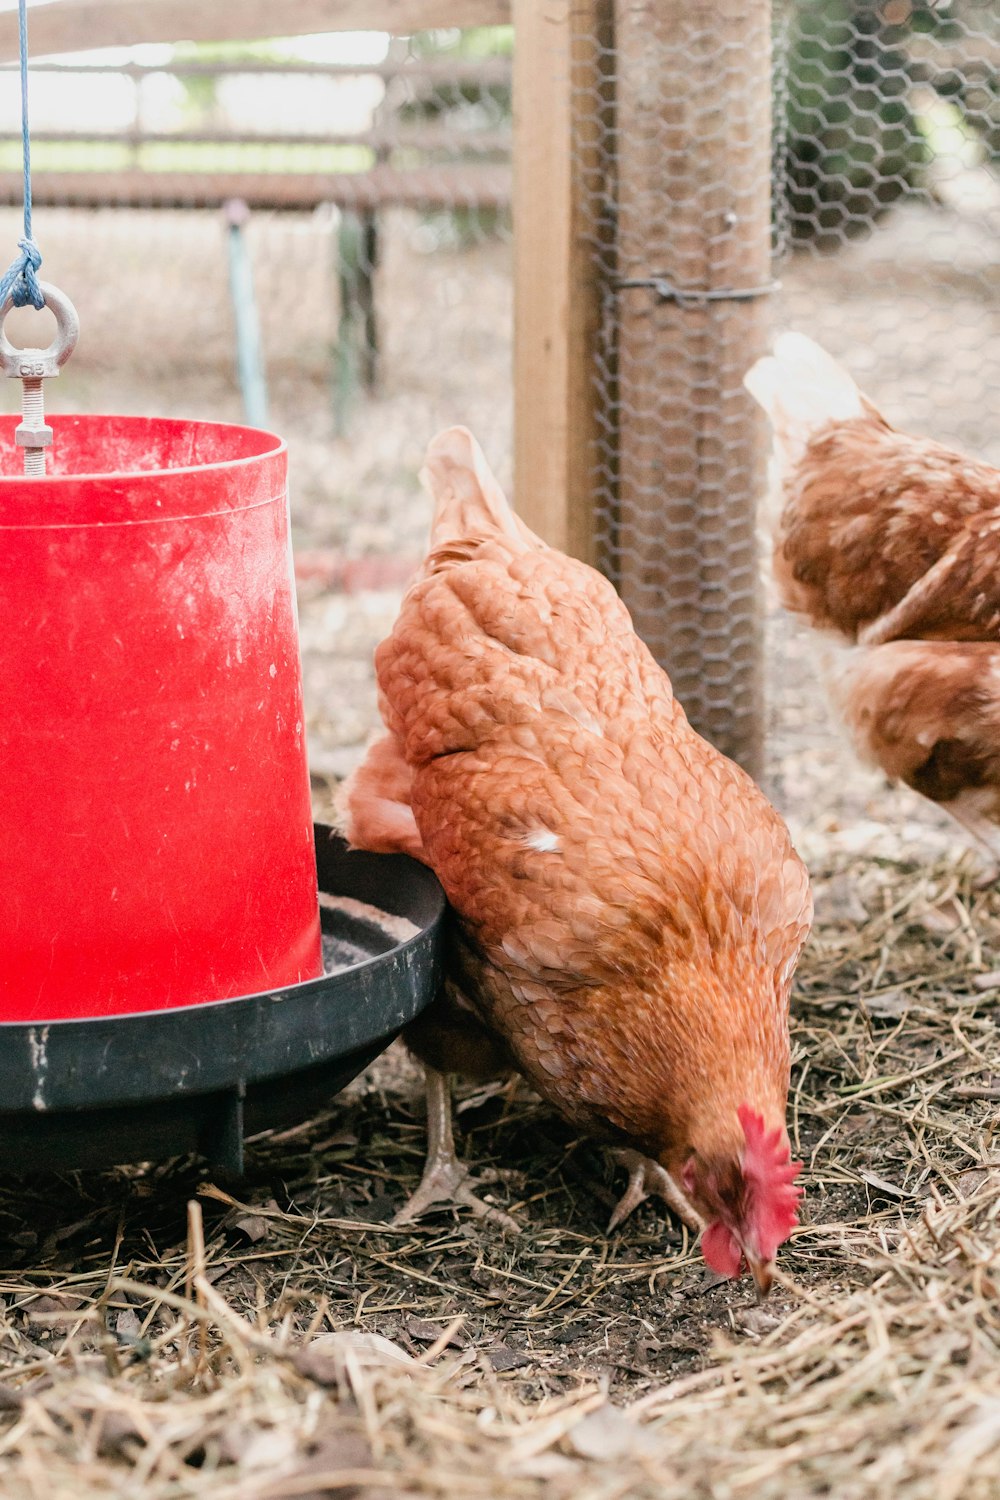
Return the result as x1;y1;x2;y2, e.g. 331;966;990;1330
746;1254;775;1302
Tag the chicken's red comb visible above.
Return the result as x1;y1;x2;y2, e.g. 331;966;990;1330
738;1104;803;1259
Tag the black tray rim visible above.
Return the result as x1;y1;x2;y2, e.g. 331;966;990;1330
0;823;443;1033
0;823;445;1117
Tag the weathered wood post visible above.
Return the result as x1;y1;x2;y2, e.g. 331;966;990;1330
612;0;773;779
512;0;610;568
514;0;772;780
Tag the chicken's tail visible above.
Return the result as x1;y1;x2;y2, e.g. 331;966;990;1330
420;426;541;566
744;333;868;483
335;732;427;864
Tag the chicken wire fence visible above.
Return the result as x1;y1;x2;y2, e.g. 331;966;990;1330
570;0;1000;781
1;4;999;795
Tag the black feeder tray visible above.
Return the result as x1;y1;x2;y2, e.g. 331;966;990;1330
0;826;444;1175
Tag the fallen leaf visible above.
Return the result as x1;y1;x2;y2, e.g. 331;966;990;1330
115;1308;142;1341
739;1307;781;1336
255;1426;375;1500
813;874;869;926
94;1409;146;1458
354;1194;398;1224
403;1315;465;1348
957;1168;1000;1199
565;1403;658;1461
487;1346;531;1373
913;897;964;936
509;1454;579;1479
293;1330;415;1385
232;1214;270;1245
863;990;912;1018
219;1425;299;1472
25;1294;85;1331
312;1130;360;1151
839;1110;879;1139
317;1330;415;1366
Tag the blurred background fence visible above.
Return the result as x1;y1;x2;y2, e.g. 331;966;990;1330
0;0;998;822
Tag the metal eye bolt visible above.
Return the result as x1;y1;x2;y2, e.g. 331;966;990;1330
0;281;79;475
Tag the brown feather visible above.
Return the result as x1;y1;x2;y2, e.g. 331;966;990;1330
835;641;1000;820
775;420;1000;642
748;333;1000;855
345;427;813;1256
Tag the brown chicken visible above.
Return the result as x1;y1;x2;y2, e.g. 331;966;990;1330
830;641;1000;858
341;428;812;1294
745;334;1000;859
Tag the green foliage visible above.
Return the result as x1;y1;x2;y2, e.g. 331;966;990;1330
392;27;512;131
915;0;1000;164
780;0;927;247
779;0;1000;247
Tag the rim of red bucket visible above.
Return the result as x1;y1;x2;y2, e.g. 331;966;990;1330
0;412;287;484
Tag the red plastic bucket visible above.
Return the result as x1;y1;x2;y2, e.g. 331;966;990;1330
0;414;323;1020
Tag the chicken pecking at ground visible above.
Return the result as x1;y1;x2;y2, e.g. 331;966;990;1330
745;333;1000;864
339;427;812;1296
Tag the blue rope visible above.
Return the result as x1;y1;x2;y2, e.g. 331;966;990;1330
0;0;43;310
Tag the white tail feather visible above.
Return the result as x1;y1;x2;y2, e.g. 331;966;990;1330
744;333;865;482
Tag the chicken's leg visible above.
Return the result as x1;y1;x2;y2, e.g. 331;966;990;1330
607;1149;704;1235
393;1067;520;1233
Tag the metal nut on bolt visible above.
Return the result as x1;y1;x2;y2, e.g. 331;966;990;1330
15;423;52;448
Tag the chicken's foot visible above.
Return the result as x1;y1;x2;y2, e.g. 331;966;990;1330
393;1067;521;1234
607;1149;704;1235
941;803;1000;888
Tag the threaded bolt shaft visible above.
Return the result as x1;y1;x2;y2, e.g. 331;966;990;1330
20;377;45;476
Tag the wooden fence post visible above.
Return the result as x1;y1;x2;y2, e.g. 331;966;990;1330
613;0;773;778
512;0;609;567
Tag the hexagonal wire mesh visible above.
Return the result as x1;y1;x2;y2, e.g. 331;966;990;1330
0;30;515;777
3;8;999;791
570;1;773;779
771;0;1000;467
570;0;1000;780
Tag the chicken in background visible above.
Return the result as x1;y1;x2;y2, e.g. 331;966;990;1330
745;333;1000;865
340;426;812;1296
830;640;1000;862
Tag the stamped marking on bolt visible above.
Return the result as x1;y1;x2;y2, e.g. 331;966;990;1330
0;281;79;476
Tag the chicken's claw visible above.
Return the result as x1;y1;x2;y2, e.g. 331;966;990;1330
394;1067;521;1234
607;1149;704;1235
393;1154;520;1234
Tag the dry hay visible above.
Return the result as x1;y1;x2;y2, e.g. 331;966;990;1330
0;852;998;1499
3;146;999;1500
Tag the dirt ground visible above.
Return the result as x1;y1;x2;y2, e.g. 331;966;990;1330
1;195;1000;1496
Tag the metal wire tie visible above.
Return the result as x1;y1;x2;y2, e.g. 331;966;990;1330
614;277;781;309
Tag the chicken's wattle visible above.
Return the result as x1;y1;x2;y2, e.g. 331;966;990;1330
700;1222;743;1279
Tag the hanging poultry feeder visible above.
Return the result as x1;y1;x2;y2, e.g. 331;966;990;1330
0;284;442;1172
